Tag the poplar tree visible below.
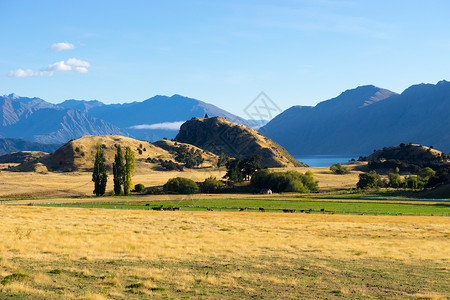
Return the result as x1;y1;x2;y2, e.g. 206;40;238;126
92;143;108;196
123;146;135;195
112;145;125;195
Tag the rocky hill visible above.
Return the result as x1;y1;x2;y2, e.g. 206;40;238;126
262;80;450;155
366;143;450;173
368;144;449;163
15;135;174;172
175;117;304;168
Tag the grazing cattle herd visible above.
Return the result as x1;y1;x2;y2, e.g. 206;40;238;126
147;205;326;213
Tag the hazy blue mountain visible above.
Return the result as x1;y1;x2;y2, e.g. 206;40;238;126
87;94;248;141
0;94;127;144
0;138;60;156
58;99;105;112
261;81;450;155
4;93;57;109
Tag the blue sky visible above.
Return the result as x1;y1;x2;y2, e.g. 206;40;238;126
1;0;449;117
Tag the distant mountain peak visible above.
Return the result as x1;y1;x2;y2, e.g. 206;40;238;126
7;93;20;99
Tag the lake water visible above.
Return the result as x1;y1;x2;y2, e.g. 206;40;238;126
294;154;364;167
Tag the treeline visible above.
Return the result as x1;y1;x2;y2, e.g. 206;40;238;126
162;155;319;194
356;166;450;190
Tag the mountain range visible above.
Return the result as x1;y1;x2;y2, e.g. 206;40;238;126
262;80;450;155
2;80;450;156
0;93;247;145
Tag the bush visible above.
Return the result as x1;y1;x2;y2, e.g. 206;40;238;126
160;160;184;171
134;184;145;192
175;145;204;168
388;173;402;188
200;176;223;193
164;177;199;194
251;170;319;193
330;163;349;174
356;172;383;189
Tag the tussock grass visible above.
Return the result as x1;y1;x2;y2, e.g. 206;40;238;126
0;206;449;298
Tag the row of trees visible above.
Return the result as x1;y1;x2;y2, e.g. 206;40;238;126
92;144;135;196
356;167;438;190
164;176;223;194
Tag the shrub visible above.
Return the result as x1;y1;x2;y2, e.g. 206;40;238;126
164;177;199;194
160;160;184;171
134;184;145;192
330;163;349;174
251;170;319;193
201;176;223;193
356;172;382;189
388;173;402;188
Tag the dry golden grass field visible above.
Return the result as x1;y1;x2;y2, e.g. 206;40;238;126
0;164;363;198
1;162;449;299
1;206;449;299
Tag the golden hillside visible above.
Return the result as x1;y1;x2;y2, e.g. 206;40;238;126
14;135;174;172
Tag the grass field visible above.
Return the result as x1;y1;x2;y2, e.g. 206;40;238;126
1;206;449;299
1;164;449;298
35;197;450;216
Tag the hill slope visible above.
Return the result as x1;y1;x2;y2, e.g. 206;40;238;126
262;81;450;155
175;116;304;168
15;135;174;172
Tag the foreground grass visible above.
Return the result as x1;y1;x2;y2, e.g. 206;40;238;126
1;206;449;298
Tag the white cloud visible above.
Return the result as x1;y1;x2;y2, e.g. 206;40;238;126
45;61;72;72
7;68;52;77
50;42;75;51
129;121;185;130
7;58;90;78
66;58;90;67
73;67;89;73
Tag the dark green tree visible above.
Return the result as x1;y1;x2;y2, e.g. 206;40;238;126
112;145;125;195
164;177;199;194
356;172;382;190
201;176;223;193
388;173;402;188
92;143;108;196
241;155;263;181
223;158;243;183
124;146;135;195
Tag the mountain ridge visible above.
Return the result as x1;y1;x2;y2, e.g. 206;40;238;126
261;80;450;155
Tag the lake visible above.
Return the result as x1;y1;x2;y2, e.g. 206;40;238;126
294;154;364;167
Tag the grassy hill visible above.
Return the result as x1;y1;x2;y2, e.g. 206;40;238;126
14;135;174;172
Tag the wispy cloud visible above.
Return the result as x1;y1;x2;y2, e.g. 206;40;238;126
66;58;90;67
7;69;51;78
129;121;185;130
7;58;91;77
50;42;75;51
